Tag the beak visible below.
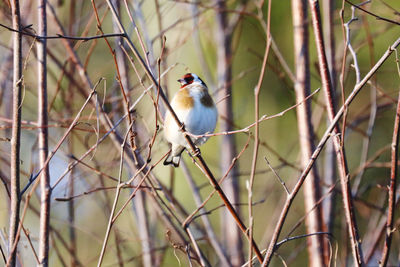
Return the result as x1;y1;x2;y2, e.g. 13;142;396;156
177;78;184;84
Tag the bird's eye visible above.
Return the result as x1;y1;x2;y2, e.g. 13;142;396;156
185;76;194;83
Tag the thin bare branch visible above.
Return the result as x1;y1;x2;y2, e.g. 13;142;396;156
0;22;125;40
379;49;400;267
344;0;400;26
215;0;243;264
37;0;51;265
264;157;289;195
8;1;22;266
248;1;272;264
309;0;363;265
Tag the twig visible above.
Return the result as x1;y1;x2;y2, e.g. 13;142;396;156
130;0;157;77
344;6;361;83
264;157;289;195
0;242;6;265
379;48;400;267
54;184;156;202
191;200;266;222
276;232;332;249
344;0;400;26
0;22;125;40
185;227;211;267
270;36;296;83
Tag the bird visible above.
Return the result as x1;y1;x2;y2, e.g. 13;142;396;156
163;73;218;167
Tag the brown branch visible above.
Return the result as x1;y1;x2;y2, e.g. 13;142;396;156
0;22;125;40
37;1;51;265
215;0;243;264
379;50;400;266
276;232;332;249
321;0;337;240
54;185;156;202
8;1;22;266
309;0;363;265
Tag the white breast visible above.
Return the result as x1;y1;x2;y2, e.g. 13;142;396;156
164;86;218;148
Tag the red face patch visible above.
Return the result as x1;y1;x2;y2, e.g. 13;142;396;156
179;73;195;88
183;73;193;79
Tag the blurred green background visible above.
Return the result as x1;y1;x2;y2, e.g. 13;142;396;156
0;0;399;266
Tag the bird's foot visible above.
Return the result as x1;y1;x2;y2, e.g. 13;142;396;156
192;147;201;157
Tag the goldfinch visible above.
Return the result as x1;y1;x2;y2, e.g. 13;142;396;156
163;73;218;167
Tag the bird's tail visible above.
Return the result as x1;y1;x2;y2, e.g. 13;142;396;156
163;146;185;167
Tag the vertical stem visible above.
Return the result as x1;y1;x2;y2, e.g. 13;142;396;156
379;71;400;265
67;144;77;267
249;0;272;264
110;2;131;266
308;0;364;265
38;0;51;266
215;1;242;265
67;2;77;265
9;0;22;266
292;0;326;266
321;0;337;235
322;0;336;91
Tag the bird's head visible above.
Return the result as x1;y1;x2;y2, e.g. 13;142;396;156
178;73;206;88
